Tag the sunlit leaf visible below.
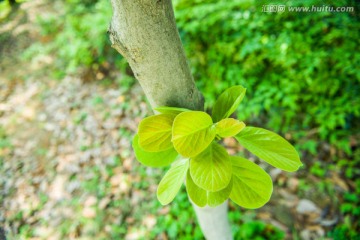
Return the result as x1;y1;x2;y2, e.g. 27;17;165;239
138;114;174;152
157;159;189;205
172;111;216;157
190;142;232;192
230;156;273;209
186;171;233;207
235;127;302;172
212;85;246;122
154;106;190;115
207;178;232;207
216;118;246;138
186;171;207;207
132;134;178;167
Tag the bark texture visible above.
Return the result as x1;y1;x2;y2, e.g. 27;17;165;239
108;0;203;110
193;201;232;240
109;1;232;239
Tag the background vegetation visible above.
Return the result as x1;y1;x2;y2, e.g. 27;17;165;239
1;0;359;239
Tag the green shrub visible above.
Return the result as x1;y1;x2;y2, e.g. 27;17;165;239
174;0;360;153
23;0;123;78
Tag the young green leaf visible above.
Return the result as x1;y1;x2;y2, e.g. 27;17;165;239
235;127;302;172
212;85;246;122
230;156;273;209
157;158;189;205
186;171;207;207
216;118;246;138
186;171;233;207
138;114;175;152
132;134;178;167
154;106;190;115
172;111;216;157
207;178;233;207
190;142;232;192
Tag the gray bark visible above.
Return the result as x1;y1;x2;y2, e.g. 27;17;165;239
193;201;232;240
108;0;203;110
108;1;232;239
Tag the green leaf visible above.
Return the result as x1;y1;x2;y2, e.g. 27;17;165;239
154;106;190;115
138;114;174;152
186;171;207;207
235;127;302;172
157;158;189;205
216;118;246;138
172;111;216;157
207;178;233;207
212;85;246;122
186;171;233;207
190;142;232;192
230;156;273;209
132;134;178;167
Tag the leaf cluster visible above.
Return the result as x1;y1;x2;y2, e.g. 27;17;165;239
133;86;302;208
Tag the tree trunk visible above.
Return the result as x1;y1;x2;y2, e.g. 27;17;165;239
108;0;203;110
193;201;232;240
108;1;232;239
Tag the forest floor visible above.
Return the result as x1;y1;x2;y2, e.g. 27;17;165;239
0;1;358;240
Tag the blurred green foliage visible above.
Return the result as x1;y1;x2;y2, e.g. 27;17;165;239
174;0;360;154
332;148;360;239
23;0;124;78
